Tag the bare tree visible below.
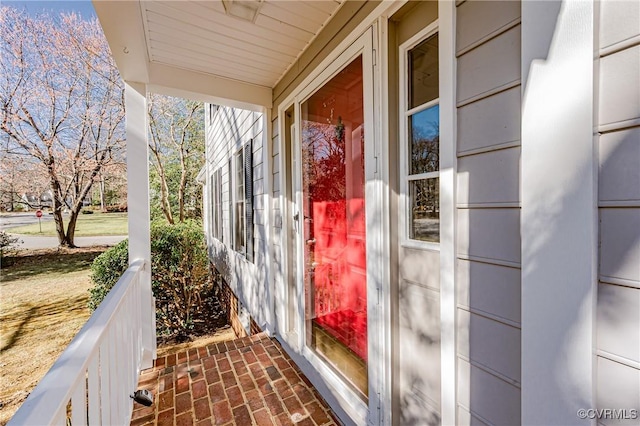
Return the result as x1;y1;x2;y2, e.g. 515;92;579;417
148;94;204;224
0;7;125;246
0;153;50;211
95;161;127;211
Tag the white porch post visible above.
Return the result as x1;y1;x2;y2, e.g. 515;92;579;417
521;1;596;424
439;1;457;425
125;81;156;368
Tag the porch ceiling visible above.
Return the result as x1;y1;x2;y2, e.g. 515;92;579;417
93;0;346;109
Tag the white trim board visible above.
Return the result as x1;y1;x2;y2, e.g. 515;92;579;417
520;2;597;424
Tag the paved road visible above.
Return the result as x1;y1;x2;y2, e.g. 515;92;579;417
2;212;126;249
0;212;56;230
9;234;127;249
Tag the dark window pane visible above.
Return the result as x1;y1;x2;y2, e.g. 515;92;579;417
235;201;245;253
409;33;439;109
409;104;439;175
410;178;439;242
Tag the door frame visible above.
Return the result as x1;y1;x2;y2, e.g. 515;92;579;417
279;26;387;424
296;27;378;422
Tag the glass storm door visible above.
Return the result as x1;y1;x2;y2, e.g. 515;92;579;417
300;55;368;397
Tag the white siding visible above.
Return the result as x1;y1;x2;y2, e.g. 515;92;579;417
596;0;640;417
205;104;272;331
455;1;522;424
457;86;521;155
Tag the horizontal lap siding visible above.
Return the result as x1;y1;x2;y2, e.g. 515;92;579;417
206;105;271;330
270;117;282;314
596;0;640;420
455;1;522;424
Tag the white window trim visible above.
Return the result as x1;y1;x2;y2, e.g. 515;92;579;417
233;148;246;255
399;20;441;251
210;172;217;240
217;169;223;241
211;168;223;242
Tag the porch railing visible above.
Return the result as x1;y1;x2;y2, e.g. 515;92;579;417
9;259;153;426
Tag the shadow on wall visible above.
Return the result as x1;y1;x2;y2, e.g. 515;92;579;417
521;0;594;416
593;126;640;414
519;0;639;422
209;105;272;332
454;1;638;424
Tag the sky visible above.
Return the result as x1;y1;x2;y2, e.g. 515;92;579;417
3;0;96;19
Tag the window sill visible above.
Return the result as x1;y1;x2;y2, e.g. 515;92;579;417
400;239;440;252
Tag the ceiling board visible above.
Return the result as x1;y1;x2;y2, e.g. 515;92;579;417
259;2;328;33
147;29;291;70
95;0;347;107
144;3;304;55
152;52;277;86
301;0;343;15
148;40;284;81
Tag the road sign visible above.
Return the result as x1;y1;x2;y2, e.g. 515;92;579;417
36;209;43;232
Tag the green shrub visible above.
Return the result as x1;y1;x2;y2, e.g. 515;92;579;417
150;220;215;338
88;220;220;341
81;208;94;214
88;239;129;311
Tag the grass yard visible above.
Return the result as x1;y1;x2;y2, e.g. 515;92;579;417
0;247;107;425
8;212;128;237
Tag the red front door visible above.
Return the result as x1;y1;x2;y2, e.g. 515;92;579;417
301;55;368;397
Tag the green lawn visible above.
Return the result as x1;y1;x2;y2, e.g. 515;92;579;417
8;212;128;236
0;247;106;424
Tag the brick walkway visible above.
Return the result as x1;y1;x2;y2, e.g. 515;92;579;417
131;333;339;426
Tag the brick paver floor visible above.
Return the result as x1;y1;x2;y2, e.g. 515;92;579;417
131;332;339;426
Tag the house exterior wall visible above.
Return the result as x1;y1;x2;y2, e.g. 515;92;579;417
386;2;442;424
596;0;640;418
455;2;522;425
201;1;640;425
272;1;381;109
205;105;273;333
268;6;386;423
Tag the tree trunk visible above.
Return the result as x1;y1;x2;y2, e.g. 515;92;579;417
160;172;174;225
99;174;106;212
9;181;15;212
49;175;67;246
64;209;79;248
178;151;187;222
151;149;174;224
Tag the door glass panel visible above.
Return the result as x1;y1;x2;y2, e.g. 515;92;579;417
301;55;368;398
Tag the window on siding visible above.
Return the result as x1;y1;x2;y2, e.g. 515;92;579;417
228;158;233;246
210;173;217;239
404;32;440;243
211;168;223;241
216;169;222;241
234;149;245;254
232;140;254;260
209;104;218;123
